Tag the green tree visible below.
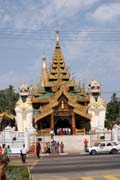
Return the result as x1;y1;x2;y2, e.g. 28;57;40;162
106;93;120;121
105;119;111;129
0;85;18;114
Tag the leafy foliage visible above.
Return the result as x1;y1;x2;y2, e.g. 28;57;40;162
106;93;120;127
105;119;111;129
0;85;18;114
6;166;29;180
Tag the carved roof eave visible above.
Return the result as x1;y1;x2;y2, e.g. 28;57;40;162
34;109;53;122
68;99;88;112
48;86;77;107
48;75;57;79
32;97;49;103
73;90;81;93
67;100;76;107
44;82;55;87
32;93;44;96
77;96;90;103
34;90;91;122
67;79;75;86
48;88;63;107
73;109;91;120
34;105;91;123
64;90;78;103
0;112;15;120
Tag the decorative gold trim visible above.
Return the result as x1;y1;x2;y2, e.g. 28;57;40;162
0;112;15;120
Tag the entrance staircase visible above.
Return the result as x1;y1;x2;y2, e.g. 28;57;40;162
38;135;90;153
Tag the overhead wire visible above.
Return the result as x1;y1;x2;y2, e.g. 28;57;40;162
101;91;120;94
0;28;120;41
0;27;119;95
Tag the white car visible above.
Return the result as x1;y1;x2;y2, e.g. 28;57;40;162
87;141;120;155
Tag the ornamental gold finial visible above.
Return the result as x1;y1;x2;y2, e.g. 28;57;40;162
56;28;59;46
42;54;46;69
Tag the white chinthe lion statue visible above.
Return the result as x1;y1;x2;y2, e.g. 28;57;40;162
15;83;35;132
88;80;106;131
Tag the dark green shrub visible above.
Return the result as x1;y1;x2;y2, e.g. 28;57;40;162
6;166;29;180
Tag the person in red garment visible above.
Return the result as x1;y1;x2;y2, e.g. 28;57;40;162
0;154;9;180
36;142;41;159
84;138;88;152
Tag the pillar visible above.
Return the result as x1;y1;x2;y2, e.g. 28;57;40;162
50;112;54;130
24;128;29;151
71;112;76;135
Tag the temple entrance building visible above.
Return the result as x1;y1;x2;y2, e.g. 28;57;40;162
15;29;106;135
31;29;92;135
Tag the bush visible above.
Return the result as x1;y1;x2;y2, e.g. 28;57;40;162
105;120;110;129
6;166;29;180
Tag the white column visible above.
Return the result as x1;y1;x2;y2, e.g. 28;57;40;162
24;129;29;151
112;124;119;144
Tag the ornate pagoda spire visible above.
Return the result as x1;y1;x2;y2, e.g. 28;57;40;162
48;29;70;83
40;54;48;86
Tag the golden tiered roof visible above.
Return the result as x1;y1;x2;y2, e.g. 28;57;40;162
32;29;91;123
34;83;91;122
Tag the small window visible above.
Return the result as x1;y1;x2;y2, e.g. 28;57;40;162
107;143;111;146
101;143;105;146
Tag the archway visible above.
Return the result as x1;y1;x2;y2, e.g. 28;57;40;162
54;117;71;135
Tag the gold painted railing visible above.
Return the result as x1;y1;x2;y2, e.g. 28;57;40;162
37;128;51;136
76;128;85;135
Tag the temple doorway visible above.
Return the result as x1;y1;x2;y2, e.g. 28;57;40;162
54;117;71;135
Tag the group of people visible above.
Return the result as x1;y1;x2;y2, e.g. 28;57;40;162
0;144;12;161
56;128;71;135
0;144;11;180
50;128;71;137
43;141;64;154
20;140;65;163
51;140;64;154
35;140;64;157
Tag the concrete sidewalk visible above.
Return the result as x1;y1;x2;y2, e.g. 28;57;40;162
9;150;88;165
11;149;88;157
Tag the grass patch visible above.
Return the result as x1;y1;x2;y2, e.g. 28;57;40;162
6;166;29;180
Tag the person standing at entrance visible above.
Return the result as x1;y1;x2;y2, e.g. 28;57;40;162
60;142;64;153
6;145;12;162
50;129;54;139
36;142;41;158
20;144;27;163
84;138;88;152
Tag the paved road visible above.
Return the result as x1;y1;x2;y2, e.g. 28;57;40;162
31;154;120;180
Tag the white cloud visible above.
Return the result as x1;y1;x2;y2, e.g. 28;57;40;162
0;0;99;29
91;3;120;22
13;3;55;29
53;0;98;10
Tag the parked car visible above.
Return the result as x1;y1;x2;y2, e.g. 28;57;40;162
87;141;120;155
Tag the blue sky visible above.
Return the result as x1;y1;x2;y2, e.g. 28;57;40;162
0;0;120;102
